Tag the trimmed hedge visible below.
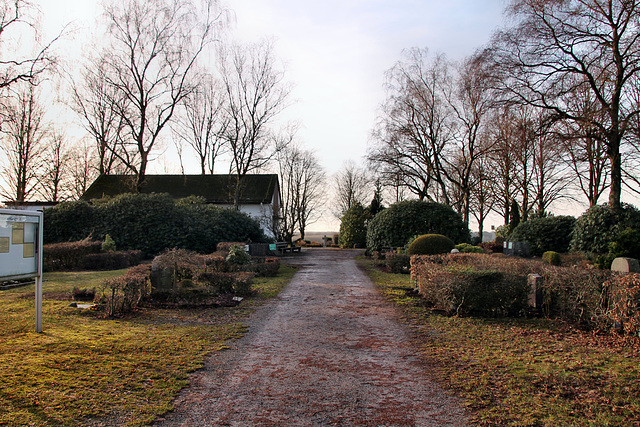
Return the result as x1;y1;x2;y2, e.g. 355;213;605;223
410;253;612;327
408;234;455;255
44;194;268;257
367;200;469;251
43;240;102;271
510;215;576;256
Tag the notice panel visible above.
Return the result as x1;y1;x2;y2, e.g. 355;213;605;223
0;212;39;279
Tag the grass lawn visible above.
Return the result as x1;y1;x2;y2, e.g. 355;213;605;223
0;264;298;427
359;258;640;426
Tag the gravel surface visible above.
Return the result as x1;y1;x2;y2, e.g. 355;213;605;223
155;249;469;426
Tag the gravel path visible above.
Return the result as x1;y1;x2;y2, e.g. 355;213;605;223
155;249;468;426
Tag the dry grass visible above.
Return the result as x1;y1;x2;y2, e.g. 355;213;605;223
0;264;297;426
360;258;640;426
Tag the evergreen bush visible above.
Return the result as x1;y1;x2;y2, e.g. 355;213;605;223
510;215;576;256
366;200;469;251
339;203;370;248
571;204;640;256
542;251;561;266
408;234;455;255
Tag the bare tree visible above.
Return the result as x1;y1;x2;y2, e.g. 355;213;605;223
489;0;640;212
173;75;228;174
219;39;291;207
469;156;496;241
0;0;57;90
333;160;370;218
0;83;47;201
70;55;126;175
368;48;452;203
295;150;326;241
441;51;496;227
38;129;70;202
100;0;226;189
67;138;98;199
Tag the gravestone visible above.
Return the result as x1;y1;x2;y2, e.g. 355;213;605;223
504;241;530;257
611;257;640;273
527;273;543;309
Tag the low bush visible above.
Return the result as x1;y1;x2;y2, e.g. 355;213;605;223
94;264;152;317
455;243;485;253
408;234;455;255
604;273;640;336
543;251;561;266
251;257;280;277
216;242;246;253
410;253;612;327
386;253;411;274
478;240;504;253
43;239;102;271
81;250;143;270
595;228;640;269
102;234;116;252
226;245;251;266
72;287;96;301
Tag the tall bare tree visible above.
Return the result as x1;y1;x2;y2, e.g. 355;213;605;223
173;75;228;174
489;0;640;212
368;48;452;203
67;138;98;200
333;160;370;218
38;129;69;202
100;0;225;189
219;39;291;207
70;55;126;175
0;83;47;201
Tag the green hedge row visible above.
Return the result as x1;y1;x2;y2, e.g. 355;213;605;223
44;194;268;257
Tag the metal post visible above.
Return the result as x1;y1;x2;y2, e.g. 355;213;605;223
35;211;43;333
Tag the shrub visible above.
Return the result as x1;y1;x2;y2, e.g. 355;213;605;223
603;273;640;336
542;251;561;266
43;200;95;244
595;228;640;269
455;243;485;254
81;250;143;270
216;242;247;253
72;287;95;301
339;203;370;248
571;203;640;256
411;256;529;316
102;234;116;252
386;253;411;274
251;257;280;277
46;194;267;257
226;245;251;266
43;239;102;271
478;240;504;253
367;200;469;251
510;215;576;256
94;264;152;317
408;234;455;255
410;253;612;326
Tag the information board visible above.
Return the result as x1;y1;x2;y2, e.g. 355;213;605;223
0;209;43;332
0;213;39;279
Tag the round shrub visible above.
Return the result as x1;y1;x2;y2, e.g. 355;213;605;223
570;203;640;255
509;215;576;256
408;234;455;255
542;251;561;266
366;200;469;251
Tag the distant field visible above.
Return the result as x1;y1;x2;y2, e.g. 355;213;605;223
293;231;338;243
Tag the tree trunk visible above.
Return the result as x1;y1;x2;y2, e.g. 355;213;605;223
607;140;622;212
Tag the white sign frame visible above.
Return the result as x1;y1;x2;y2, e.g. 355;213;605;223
0;208;44;333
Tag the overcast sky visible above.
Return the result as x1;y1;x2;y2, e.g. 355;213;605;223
37;0;508;231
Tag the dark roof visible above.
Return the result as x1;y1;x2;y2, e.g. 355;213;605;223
81;174;279;205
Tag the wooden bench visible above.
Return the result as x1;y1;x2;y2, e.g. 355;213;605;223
275;242;302;254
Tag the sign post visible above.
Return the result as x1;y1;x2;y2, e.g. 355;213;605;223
0;209;44;333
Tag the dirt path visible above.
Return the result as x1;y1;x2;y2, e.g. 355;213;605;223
155;249;468;426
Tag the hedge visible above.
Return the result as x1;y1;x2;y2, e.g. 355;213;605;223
44;194;268;257
510;215;576;256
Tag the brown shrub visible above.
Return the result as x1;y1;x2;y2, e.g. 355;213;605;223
602;273;640;337
95;264;152;317
43;239;102;271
